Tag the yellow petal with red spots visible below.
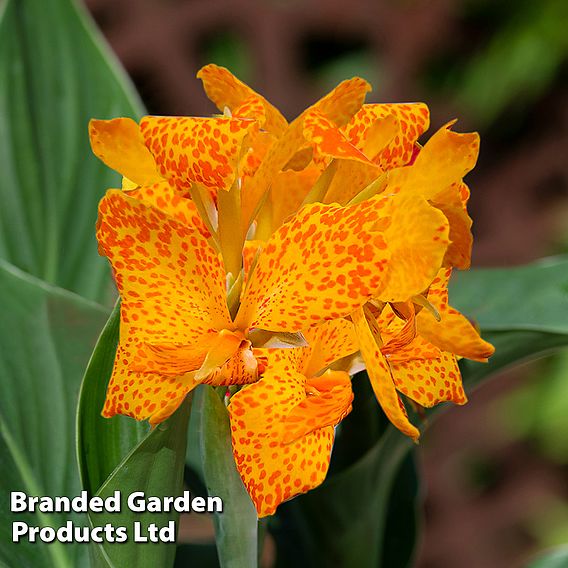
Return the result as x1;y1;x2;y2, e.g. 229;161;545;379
322;114;398;205
431;182;473;269
270;167;320;230
242;77;371;227
97;190;231;347
314;77;372;127
127;181;211;239
299;319;359;378
195;330;245;380
385;335;441;363
102;341;192;426
303;110;374;164
89;118;162;186
140;116;257;193
417;268;495;362
381;304;417;353
197;64;288;136
343;103;430;168
323;160;382;205
352;307;420;440
387;123;479;200
380;194;450;302
282;370;353;443
236;195;394;332
391;352;467;407
200;342;259;386
232;94;267;124
228;369;334;517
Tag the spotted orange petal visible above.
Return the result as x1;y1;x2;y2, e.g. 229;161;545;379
391;352;467;407
89;118;162;186
417;268;495;361
197;64;288;136
242;77;371;227
102;341;191;426
385;335;441;363
140;116;257;193
282;370;353;443
431;182;473;269
387;122;479;201
236;195;393;332
352;307;420;440
299;318;359;378
127;181;211;239
380;194;450;302
228;368;334;517
303;110;375;164
97;190;231;348
270;167;321;230
323;160;382;205
343;103;430;168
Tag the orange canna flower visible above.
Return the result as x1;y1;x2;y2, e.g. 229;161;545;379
91;64;494;514
96;185;448;425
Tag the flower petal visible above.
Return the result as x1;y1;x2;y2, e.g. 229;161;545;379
431;182;473;269
270;167;320;230
303;110;375;164
352;307;420;440
300;318;359;377
391;352;467;408
343;103;430;168
97;190;231;348
417;268;495;361
127;181;211;239
242;77;371;227
380;194;450;302
387;122;479;200
197;64;288;136
237;195;393;332
323;160;382;205
140;116;257;193
228;368;334;517
89;118;162;186
102;342;191;426
282;370;353;443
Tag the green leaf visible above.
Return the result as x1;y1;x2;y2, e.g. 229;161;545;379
0;0;143;303
272;425;413;568
90;398;191;568
76;302;148;496
196;386;259;568
0;259;109;568
526;546;568;568
450;257;568;334
450;257;568;387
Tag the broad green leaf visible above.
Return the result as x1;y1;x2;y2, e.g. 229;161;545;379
526;546;568;568
450;258;568;386
273;425;413;568
76;302;148;496
0;259;109;568
90;398;191;568
460;330;568;389
196;386;259;568
0;0;143;303
450;257;568;333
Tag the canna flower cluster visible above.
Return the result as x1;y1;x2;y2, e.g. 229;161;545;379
90;65;494;517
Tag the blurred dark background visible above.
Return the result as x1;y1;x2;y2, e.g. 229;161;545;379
83;0;568;566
